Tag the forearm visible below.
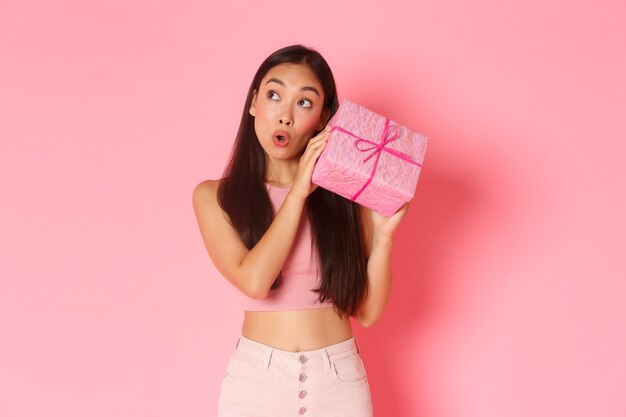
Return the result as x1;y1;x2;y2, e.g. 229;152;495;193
357;236;393;327
239;191;307;298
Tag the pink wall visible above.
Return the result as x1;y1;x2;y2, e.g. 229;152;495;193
1;1;624;416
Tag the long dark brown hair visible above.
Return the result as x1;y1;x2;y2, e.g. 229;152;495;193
217;45;368;318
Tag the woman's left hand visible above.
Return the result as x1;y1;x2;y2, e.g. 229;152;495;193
369;202;410;243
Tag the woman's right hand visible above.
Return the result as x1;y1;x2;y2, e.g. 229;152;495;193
289;126;331;199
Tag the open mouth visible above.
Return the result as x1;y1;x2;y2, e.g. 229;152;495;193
272;131;291;147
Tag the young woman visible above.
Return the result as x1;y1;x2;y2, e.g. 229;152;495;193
192;44;409;417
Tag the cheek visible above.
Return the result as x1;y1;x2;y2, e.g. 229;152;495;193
254;98;278;121
300;110;323;131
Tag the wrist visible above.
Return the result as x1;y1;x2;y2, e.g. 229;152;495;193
286;190;308;204
372;234;393;250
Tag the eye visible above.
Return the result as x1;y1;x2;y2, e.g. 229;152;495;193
267;90;280;100
298;98;313;108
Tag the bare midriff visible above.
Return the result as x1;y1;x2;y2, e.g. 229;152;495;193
242;307;353;352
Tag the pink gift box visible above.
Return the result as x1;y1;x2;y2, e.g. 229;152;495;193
312;99;428;216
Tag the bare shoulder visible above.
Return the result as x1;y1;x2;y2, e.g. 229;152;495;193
193;178;220;201
192;179;222;211
192;178;230;227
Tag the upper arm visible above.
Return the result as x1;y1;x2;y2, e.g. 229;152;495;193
191;179;258;298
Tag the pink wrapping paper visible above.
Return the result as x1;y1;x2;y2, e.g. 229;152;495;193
312;99;428;216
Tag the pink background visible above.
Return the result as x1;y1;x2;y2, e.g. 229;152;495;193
1;1;625;416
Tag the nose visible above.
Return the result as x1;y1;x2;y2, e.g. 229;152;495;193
279;106;293;126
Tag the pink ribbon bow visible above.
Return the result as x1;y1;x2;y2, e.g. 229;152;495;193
330;118;422;202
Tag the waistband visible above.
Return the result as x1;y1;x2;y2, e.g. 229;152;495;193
233;335;361;372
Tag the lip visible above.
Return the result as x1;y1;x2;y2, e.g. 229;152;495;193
272;130;291;141
272;130;291;148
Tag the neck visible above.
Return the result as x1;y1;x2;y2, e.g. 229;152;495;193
265;158;299;187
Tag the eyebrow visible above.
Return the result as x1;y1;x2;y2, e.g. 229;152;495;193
265;77;320;97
